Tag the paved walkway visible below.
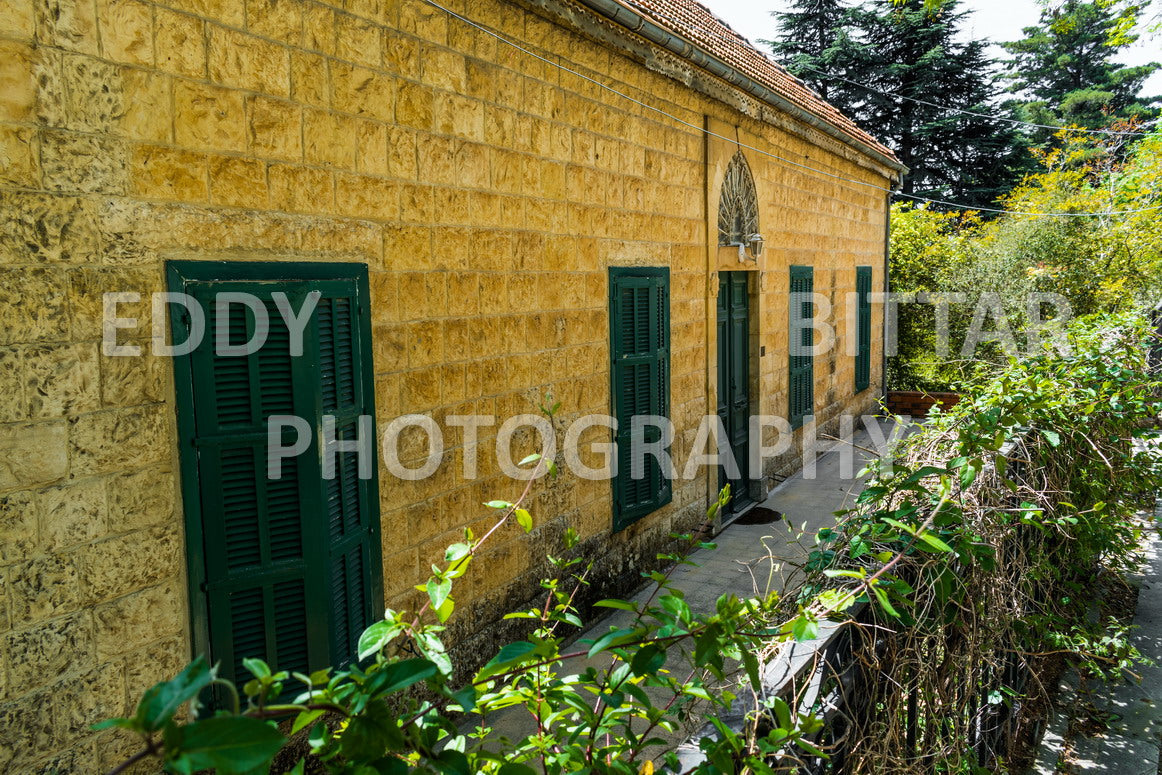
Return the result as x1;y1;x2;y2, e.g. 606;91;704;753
1033;498;1162;774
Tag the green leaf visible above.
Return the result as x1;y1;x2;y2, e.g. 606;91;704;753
135;655;216;733
659;595;692;624
358;620;403;660
497;764;538;775
241;658;271;680
586;627;639;658
435;596;455;623
741;650;761;691
427;577;452;611
484;500;514;510
872;584;900;618
959;463;978;489
445;543;471;563
451;685;477;713
1040;429;1061;447
477;641;539;680
291;709;325;736
518;453;542;466
791;615;819;642
341;701;402;760
593;599;638;611
770;696;792;730
917;531;954;553
414;631;453;677
630;644;666;677
90;717;137;732
170;716;284;775
366;658;440;696
514;508;533;533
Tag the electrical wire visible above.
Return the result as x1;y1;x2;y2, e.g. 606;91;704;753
419;0;1162;218
795;64;1153;137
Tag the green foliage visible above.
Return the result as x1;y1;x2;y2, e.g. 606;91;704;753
1001;0;1160;138
767;0;1026;206
889;126;1162;390
820;312;1161;769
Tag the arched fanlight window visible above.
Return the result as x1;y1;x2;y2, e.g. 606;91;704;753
718;151;759;249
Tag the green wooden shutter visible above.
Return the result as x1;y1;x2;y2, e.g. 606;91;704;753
169;263;382;693
610;268;671;531
855;266;872;393
789;266;814;429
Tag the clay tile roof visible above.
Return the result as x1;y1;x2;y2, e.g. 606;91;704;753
616;0;900;164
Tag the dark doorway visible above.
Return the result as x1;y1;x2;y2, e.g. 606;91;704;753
716;271;752;513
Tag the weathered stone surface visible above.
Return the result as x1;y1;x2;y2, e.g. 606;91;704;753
40;130;128;194
34;0;99;54
117;68;172;143
122;635;187;710
8;551;83;621
0;490;38;565
0;40;37;122
0;348;25;423
155;7;205;78
0;420;68;489
0;192;100;265
67;266;158;342
79;525;180;603
40;477;106;550
59;52;123;132
0;268;70;345
0;0;35;41
94;582;182;659
2;611;94;697
131;144;209;202
106;466;174;532
25;342;100;418
97;0;154;65
100;345;167;407
0;125;39;187
247;94;302;160
174;79;246;152
207;25;290;97
67;405;167;477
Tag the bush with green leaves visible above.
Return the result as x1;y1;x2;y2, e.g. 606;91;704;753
806;312;1161;770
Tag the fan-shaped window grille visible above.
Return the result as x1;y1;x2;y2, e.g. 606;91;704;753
718;152;759;247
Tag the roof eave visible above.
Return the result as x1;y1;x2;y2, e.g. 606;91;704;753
568;0;908;177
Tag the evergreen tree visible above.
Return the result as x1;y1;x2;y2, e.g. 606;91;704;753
768;0;1024;207
1002;0;1160;136
762;0;854;103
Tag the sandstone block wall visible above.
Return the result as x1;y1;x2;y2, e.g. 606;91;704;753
0;0;892;768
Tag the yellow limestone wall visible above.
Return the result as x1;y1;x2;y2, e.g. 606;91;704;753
0;0;892;769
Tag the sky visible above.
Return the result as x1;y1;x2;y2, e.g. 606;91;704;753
699;0;1162;96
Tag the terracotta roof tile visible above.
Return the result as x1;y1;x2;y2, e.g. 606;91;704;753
616;0;900;164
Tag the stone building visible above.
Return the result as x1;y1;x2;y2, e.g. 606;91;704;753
0;0;903;768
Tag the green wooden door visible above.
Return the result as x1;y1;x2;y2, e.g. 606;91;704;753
855;266;872;392
609;267;671;531
169;262;382;691
716;272;751;512
789;266;815;428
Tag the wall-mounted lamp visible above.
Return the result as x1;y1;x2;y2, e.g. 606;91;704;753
729;233;764;263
